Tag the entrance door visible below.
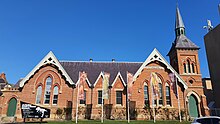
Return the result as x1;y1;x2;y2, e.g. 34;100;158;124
189;95;199;117
7;98;17;117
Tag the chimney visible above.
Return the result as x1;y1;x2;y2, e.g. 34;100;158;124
0;73;6;81
112;59;115;62
89;58;93;62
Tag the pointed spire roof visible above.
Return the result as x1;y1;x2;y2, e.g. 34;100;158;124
175;6;185;29
167;6;199;56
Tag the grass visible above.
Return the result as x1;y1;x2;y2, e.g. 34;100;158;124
28;120;191;124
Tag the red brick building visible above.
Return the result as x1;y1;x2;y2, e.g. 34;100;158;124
0;7;209;121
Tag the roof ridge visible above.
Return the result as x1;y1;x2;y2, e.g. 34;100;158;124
59;60;143;63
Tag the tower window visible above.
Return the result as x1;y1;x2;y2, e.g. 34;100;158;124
189;80;193;84
187;60;191;73
183;63;187;73
192;63;195;73
181;29;184;35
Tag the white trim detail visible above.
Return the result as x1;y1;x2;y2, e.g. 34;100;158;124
93;72;104;87
133;48;188;89
19;51;74;87
75;77;92;87
111;72;126;87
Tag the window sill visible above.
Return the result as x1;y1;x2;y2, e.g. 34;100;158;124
79;104;86;107
115;104;123;108
96;104;102;107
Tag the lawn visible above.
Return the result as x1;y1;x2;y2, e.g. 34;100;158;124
31;120;191;124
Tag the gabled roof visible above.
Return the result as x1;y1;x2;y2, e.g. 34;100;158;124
111;72;126;87
60;61;142;86
19;51;74;88
134;48;188;89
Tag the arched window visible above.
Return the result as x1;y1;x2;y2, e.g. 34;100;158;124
183;63;187;73
166;85;171;106
44;77;52;104
53;86;59;105
192;63;195;73
159;83;163;105
187;60;191;73
181;29;184;35
144;85;149;107
36;85;42;104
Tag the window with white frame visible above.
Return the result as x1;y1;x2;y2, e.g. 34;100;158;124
44;77;52;104
159;83;163;105
53;86;59;105
36;85;42;104
144;85;149;107
98;90;102;104
166;84;171;106
116;91;122;105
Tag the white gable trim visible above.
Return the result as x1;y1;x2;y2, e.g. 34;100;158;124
111;72;126;87
93;72;104;87
76;77;92;87
133;48;188;89
19;51;74;87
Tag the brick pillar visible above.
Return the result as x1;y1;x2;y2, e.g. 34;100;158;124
201;95;210;116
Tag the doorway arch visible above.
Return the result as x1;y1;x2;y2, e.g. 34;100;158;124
189;94;199;117
7;98;17;117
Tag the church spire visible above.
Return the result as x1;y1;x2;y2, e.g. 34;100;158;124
167;6;199;56
175;6;185;36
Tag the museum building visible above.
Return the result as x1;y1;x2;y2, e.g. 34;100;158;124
0;7;209;121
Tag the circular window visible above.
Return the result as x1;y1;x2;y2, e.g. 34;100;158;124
189;80;193;84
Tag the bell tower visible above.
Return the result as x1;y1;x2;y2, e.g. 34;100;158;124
168;7;200;82
167;6;209;117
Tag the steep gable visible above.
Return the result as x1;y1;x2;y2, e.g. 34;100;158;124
133;48;188;89
19;51;74;87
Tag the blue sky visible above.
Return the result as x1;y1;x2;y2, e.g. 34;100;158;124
0;0;219;84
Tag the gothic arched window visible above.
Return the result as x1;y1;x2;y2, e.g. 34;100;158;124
166;84;171;106
187;60;191;73
36;85;42;104
53;86;59;105
44;77;52;104
183;63;187;73
144;85;149;107
159;83;163;105
192;63;195;73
